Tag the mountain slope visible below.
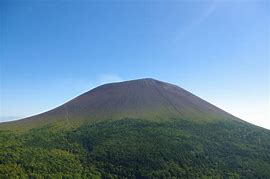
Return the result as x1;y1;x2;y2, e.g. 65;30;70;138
1;78;240;130
0;78;269;178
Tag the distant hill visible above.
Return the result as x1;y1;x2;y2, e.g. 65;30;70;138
1;78;269;178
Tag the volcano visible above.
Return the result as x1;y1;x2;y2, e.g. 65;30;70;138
1;78;269;178
2;78;240;129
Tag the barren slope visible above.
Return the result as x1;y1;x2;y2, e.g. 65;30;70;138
1;78;240;130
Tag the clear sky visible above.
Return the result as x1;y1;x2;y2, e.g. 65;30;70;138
0;0;269;129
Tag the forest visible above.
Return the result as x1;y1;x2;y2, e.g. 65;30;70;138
1;118;270;178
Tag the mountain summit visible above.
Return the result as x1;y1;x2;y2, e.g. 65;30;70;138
3;78;238;129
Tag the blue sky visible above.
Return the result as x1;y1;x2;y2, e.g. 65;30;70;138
0;0;269;129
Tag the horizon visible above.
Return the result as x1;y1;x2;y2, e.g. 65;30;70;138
1;0;269;129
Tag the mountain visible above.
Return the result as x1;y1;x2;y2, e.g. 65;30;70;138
1;78;239;129
1;78;269;178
